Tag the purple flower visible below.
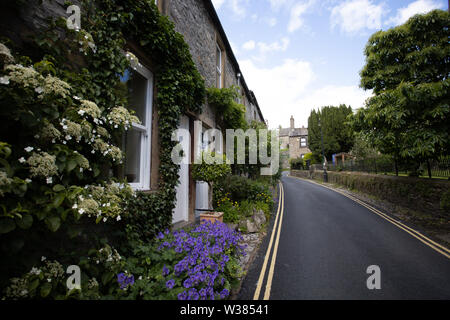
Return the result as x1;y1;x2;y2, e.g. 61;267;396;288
166;279;175;289
162;265;170;277
188;288;199;300
219;289;229;299
117;273;134;290
183;278;193;288
178;291;188;300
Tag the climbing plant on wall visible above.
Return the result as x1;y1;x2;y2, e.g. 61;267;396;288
0;0;205;295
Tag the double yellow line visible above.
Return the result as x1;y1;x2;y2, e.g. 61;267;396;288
253;182;285;300
289;175;450;259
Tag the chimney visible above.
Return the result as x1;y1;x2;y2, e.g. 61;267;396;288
290;115;295;130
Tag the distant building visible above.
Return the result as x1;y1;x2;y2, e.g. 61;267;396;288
280;116;311;160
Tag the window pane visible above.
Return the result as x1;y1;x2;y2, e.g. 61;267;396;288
124;129;142;183
216;46;221;71
120;69;148;126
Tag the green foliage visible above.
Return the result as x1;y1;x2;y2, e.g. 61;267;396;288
303;152;314;168
308;104;354;161
123;192;173;245
207;86;247;130
440;190;450;212
214;175;273;210
0;0;206;298
191;152;231;185
290;158;304;170
354;9;450;164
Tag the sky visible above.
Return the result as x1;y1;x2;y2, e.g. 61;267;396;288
211;0;447;129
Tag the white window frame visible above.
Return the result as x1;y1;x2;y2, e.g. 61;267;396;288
300;137;307;148
126;63;153;191
216;43;223;88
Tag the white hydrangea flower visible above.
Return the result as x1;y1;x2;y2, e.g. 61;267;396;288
0;76;10;85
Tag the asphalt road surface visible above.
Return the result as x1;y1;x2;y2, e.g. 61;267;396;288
238;175;450;300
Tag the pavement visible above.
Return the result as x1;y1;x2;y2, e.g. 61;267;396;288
238;175;450;300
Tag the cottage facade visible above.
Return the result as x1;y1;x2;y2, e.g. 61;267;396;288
280;116;311;161
0;0;264;227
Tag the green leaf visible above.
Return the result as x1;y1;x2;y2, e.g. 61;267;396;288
0;218;16;234
16;214;33;229
53;192;66;208
102;272;114;285
67;159;77;172
40;282;52;298
53;184;65;192
45;216;61;232
29;278;40;292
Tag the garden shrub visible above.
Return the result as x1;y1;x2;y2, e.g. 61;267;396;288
2;222;246;300
0;0;206;298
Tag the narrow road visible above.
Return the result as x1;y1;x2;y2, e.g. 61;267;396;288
238;175;450;300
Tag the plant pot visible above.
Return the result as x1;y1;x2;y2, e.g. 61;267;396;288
200;211;224;224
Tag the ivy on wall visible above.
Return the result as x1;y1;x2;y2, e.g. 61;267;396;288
0;0;205;292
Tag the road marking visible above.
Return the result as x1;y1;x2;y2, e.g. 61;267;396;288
253;182;284;300
263;182;285;300
288;175;450;259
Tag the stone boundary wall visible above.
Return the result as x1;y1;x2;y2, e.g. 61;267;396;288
290;170;450;218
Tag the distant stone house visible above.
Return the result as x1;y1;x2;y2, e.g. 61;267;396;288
0;0;264;227
280;116;311;161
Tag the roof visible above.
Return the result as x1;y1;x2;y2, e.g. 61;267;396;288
280;127;309;137
203;0;265;123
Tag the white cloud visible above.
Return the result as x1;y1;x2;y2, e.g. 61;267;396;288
242;40;256;51
268;0;295;10
247;37;290;62
240;59;372;129
330;0;386;34
230;0;246;18
212;0;248;18
240;59;315;128
288;1;315;33
387;0;443;26
258;37;290;54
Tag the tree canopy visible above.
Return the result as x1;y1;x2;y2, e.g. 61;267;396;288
353;9;450;163
308;104;354;161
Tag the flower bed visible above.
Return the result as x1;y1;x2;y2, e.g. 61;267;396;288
153;222;245;300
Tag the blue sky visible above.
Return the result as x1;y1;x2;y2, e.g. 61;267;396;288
211;0;447;129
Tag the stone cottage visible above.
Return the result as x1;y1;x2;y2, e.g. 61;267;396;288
0;0;265;227
280;116;311;161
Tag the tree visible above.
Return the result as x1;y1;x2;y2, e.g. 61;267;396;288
354;10;450;176
308;104;354;161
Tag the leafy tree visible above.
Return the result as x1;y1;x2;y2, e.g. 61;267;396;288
353;9;450;176
308;104;354;161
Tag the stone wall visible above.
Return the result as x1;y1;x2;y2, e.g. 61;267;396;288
290;170;450;218
288;136;311;159
168;0;262;126
168;0;218;128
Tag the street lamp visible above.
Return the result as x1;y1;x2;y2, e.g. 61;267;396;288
318;117;328;183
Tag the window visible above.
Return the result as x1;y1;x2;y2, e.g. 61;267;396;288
216;42;224;88
119;62;153;190
154;0;164;13
300;137;307;147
